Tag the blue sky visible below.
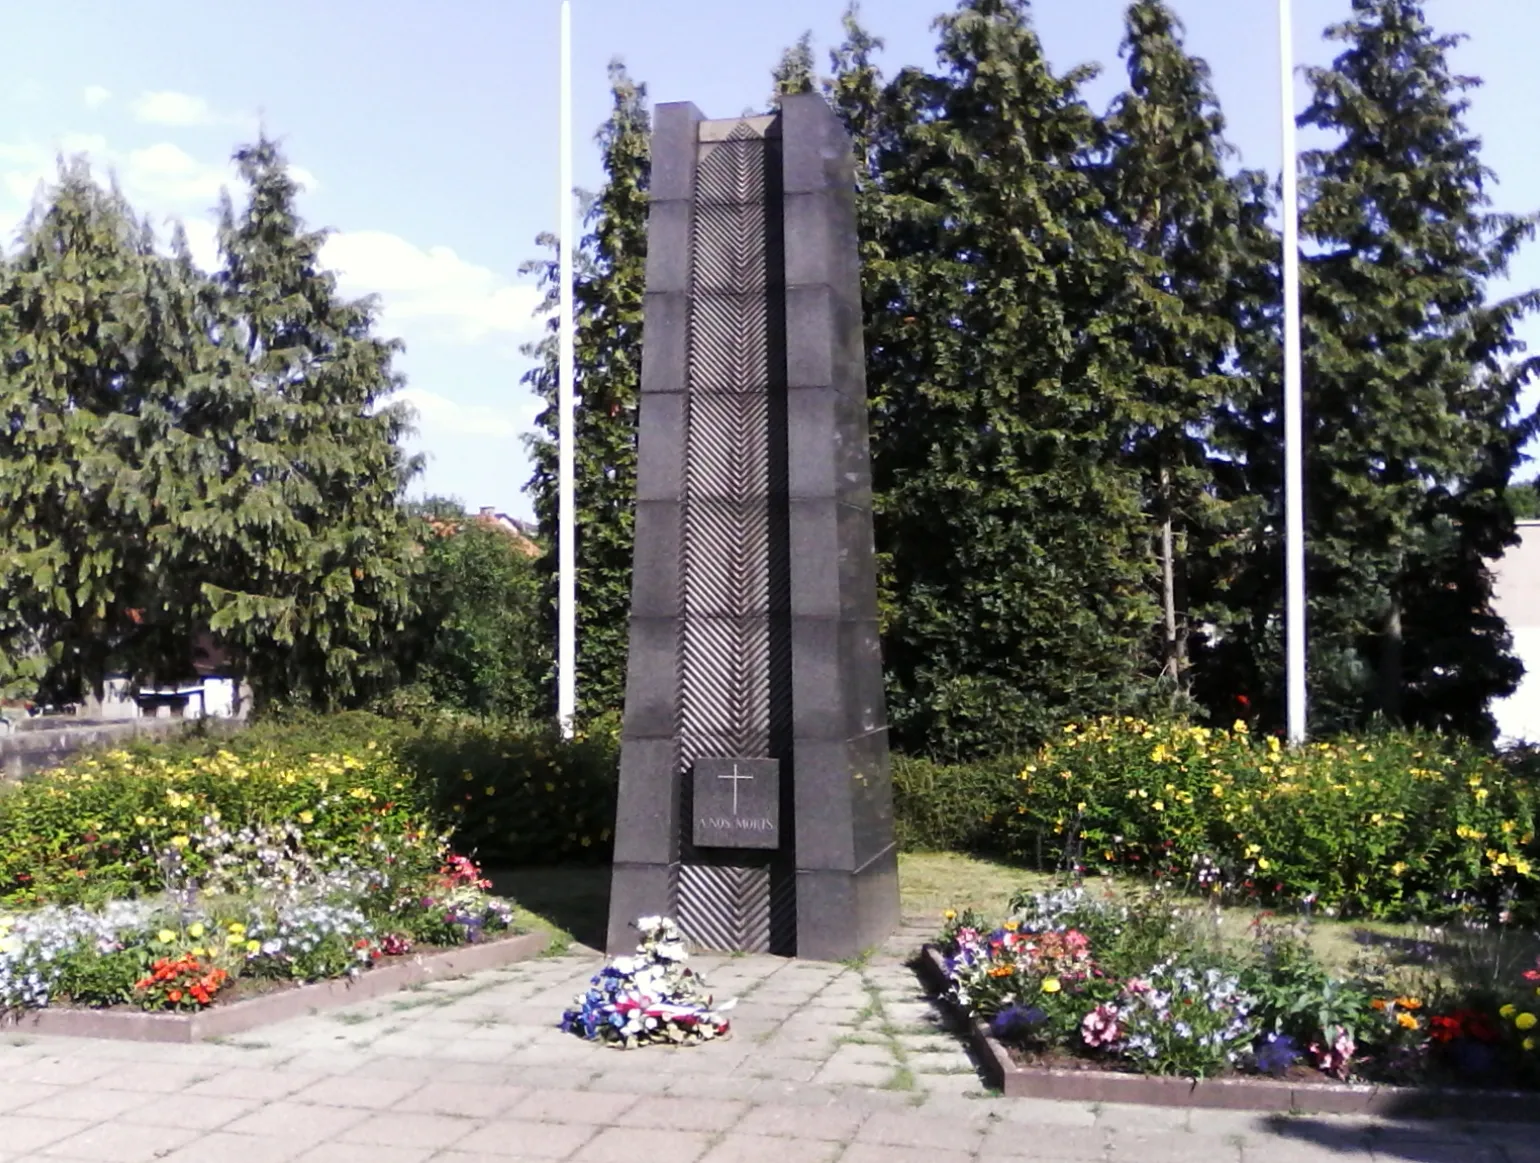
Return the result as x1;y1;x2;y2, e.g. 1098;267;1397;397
3;1;1538;519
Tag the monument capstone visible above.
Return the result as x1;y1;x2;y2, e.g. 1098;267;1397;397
606;92;898;960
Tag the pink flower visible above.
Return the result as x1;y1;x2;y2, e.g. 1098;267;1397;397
1309;1026;1356;1079
1081;1004;1122;1048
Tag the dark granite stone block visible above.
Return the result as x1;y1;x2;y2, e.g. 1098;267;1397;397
612;739;681;865
630;501;681;619
643;199;695;295
649;103;706;202
788;498;840;619
778;93;852;197
640;293;690;394
791;738;855;870
635;392;685;502
789;616;845;742
840;618;887;738
621;617;680;739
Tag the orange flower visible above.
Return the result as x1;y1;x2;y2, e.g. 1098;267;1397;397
1397;1012;1419;1030
1395;996;1423;1012
1371;999;1387;1011
988;966;1014;978
167;990;183;1003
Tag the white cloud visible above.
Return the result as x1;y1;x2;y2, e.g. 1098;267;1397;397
321;230;542;344
83;86;111;109
131;90;248;128
395;388;522;440
122;143;230;206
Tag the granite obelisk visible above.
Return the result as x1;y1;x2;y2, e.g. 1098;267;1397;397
606;93;897;960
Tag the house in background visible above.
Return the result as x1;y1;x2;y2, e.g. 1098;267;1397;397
1490;519;1540;743
83;630;248;722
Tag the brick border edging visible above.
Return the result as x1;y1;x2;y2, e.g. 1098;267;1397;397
917;944;1540;1121
1;931;549;1044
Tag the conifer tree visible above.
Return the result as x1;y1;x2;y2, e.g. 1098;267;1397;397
868;0;1156;755
1291;0;1536;736
1102;0;1255;699
526;62;650;723
191;138;421;709
0;164;157;700
771;31;818;103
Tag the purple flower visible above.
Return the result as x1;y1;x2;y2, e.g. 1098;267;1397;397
1254;1033;1299;1076
990;1005;1047;1040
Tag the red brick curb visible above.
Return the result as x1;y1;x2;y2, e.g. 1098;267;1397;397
918;944;1539;1121
2;930;549;1044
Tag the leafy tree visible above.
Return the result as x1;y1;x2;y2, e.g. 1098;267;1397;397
1102;0;1258;701
525;62;650;723
0;164;158;701
865;0;1157;756
190;138;422;710
398;498;546;718
1289;0;1536;737
1508;481;1540;520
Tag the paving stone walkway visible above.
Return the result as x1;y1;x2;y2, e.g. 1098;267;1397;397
0;920;1531;1162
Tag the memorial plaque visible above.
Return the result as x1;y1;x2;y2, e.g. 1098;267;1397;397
693;758;780;849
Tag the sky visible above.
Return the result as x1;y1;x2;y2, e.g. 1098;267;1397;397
3;1;1539;520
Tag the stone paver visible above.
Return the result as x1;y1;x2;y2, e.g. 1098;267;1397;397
0;917;1525;1163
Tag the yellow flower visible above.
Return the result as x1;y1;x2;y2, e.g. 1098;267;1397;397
1525;1038;1536;1052
943;910;956;921
188;923;205;939
156;929;176;945
190;947;205;957
298;811;314;825
228;923;246;936
170;835;189;849
1152;800;1165;812
1397;1012;1419;1030
1391;862;1408;877
1257;858;1271;871
1041;977;1062;994
1501;1004;1517;1019
1517;1013;1537;1031
1003;921;1019;932
246;940;261;954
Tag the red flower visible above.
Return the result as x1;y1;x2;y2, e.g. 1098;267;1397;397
1429;1015;1461;1043
1236;694;1251;709
167;990;183;1004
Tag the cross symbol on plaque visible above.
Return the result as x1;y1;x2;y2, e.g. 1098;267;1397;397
719;762;754;816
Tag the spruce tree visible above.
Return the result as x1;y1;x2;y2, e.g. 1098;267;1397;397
771;31;818;103
1102;0;1255;699
867;0;1156;755
192;138;421;709
0;164;157;700
525;62;650;723
1293;0;1536;736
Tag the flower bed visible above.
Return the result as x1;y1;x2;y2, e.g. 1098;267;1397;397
926;885;1540;1110
0;745;535;1027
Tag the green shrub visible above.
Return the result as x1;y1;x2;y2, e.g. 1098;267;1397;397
892;753;1020;854
0;742;432;907
402;718;619;867
1000;718;1539;921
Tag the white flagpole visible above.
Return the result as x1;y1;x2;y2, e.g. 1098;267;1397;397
1280;0;1307;744
557;0;577;737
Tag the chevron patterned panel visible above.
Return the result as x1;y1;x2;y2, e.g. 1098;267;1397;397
688;297;770;393
683;394;770;499
696;124;766;206
678;119;779;955
679;862;772;953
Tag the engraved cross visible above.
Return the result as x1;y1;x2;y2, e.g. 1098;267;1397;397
719;762;754;816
